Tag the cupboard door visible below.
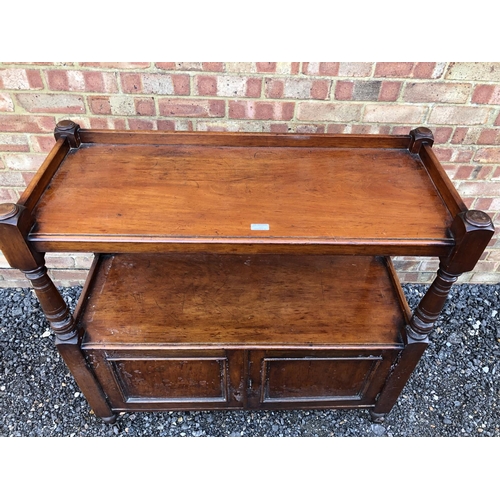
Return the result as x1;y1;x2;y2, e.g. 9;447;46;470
247;350;399;409
85;349;245;411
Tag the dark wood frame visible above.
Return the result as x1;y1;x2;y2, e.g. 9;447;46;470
0;121;494;424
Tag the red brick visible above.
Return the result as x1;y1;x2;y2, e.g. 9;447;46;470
202;62;224;72
496;112;500;126
326;124;348;134
0;93;14;112
454;165;475;179
89;96;112;114
128;118;155;130
46;69;67;90
453;149;474;162
391;126;412;135
80;62;150;69
412;63;434;78
16;93;85;113
335;81;353;100
159;98;225;117
290;63;300;74
270;123;289;133
0;115;56;133
0;134;29;152
478;129;500;145
451;127;470;144
83;71;109;92
155;63;176;70
472;84;500;104
311;80;330;99
379;81;401;101
265;79;284;98
404;82;471;103
30;135;56;153
302;62;339;76
159;120;193;131
433;127;453;143
433;147;453;161
195;75;218;96
317;62;339;76
474;148;500;163
135;98;155;115
120;73;142;93
256;62;276;73
171;74;190;95
254;102;275;120
156;120;176;130
88;117;127;129
476;165;495;180
374;63;414;77
246;78;262;97
473;198;494;211
0;68;44;89
228;100;294;121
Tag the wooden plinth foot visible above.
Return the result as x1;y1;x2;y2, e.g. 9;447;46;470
369;410;387;423
101;414;118;424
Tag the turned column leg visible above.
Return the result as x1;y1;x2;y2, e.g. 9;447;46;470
372;210;495;422
0;203;116;423
24;264;116;423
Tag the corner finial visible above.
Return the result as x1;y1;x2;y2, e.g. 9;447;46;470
464;209;493;228
54;120;81;148
0;203;20;221
409;127;434;154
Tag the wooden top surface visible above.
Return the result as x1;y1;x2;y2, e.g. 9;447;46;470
80;253;406;348
27;132;457;254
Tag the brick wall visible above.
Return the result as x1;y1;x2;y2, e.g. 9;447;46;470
1;62;499;287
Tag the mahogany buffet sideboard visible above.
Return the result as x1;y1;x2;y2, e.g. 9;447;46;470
0;121;494;424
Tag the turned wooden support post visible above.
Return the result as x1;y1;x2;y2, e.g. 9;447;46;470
0;202;115;422
372;209;494;421
407;209;494;342
0;203;79;342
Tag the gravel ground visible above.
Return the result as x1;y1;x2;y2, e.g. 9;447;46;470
0;283;499;437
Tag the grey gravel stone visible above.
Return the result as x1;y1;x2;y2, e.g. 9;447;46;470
1;284;499;437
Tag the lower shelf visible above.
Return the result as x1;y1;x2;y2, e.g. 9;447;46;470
75;253;410;412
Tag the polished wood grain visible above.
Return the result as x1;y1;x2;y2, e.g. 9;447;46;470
30;143;454;255
79;129;410;149
18;138;68;213
79;253;406;349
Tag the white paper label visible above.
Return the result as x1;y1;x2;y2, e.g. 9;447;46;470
251;223;269;230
